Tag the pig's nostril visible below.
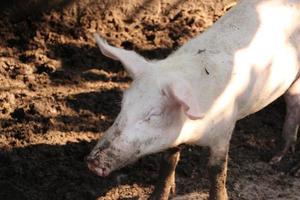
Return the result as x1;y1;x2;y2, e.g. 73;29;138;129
100;167;110;177
85;156;110;177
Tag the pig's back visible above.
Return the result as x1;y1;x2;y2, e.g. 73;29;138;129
176;0;261;57
177;0;300;119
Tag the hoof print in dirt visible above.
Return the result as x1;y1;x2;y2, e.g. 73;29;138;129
36;63;56;74
10;108;26;122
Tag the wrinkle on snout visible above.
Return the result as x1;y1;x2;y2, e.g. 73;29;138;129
98;139;111;151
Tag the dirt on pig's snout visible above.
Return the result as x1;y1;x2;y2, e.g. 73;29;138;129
0;0;300;200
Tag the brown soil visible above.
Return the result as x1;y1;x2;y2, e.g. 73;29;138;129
0;0;299;199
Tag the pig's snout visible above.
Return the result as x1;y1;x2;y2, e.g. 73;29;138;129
86;155;110;177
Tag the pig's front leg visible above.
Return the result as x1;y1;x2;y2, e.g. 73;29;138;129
149;147;180;200
270;78;300;164
208;147;229;200
208;126;233;200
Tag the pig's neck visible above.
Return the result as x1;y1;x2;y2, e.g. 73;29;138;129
162;53;236;146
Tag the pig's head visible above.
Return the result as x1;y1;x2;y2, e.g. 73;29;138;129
86;34;204;177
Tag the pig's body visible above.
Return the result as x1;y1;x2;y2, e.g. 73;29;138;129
87;0;300;199
164;0;300;148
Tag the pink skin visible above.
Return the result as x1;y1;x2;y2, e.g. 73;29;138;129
85;68;202;178
85;102;182;177
89;2;300;193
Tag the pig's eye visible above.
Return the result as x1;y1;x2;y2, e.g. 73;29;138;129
144;109;162;121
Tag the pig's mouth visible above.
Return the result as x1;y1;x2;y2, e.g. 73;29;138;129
86;139;140;177
86;152;138;177
87;163;110;177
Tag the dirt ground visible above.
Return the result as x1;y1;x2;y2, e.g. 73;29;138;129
0;0;300;199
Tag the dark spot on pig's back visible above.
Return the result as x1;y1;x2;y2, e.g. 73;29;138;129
197;49;206;54
205;68;210;75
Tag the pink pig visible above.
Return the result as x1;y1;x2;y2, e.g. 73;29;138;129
87;0;300;199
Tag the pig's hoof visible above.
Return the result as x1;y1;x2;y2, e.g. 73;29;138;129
290;162;300;176
149;193;169;200
269;154;284;165
170;183;176;197
269;142;296;165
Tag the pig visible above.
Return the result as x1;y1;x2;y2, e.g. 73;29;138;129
86;0;300;199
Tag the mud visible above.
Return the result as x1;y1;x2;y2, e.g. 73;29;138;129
0;0;299;199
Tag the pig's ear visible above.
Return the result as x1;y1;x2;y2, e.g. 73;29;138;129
164;80;204;120
94;33;150;78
